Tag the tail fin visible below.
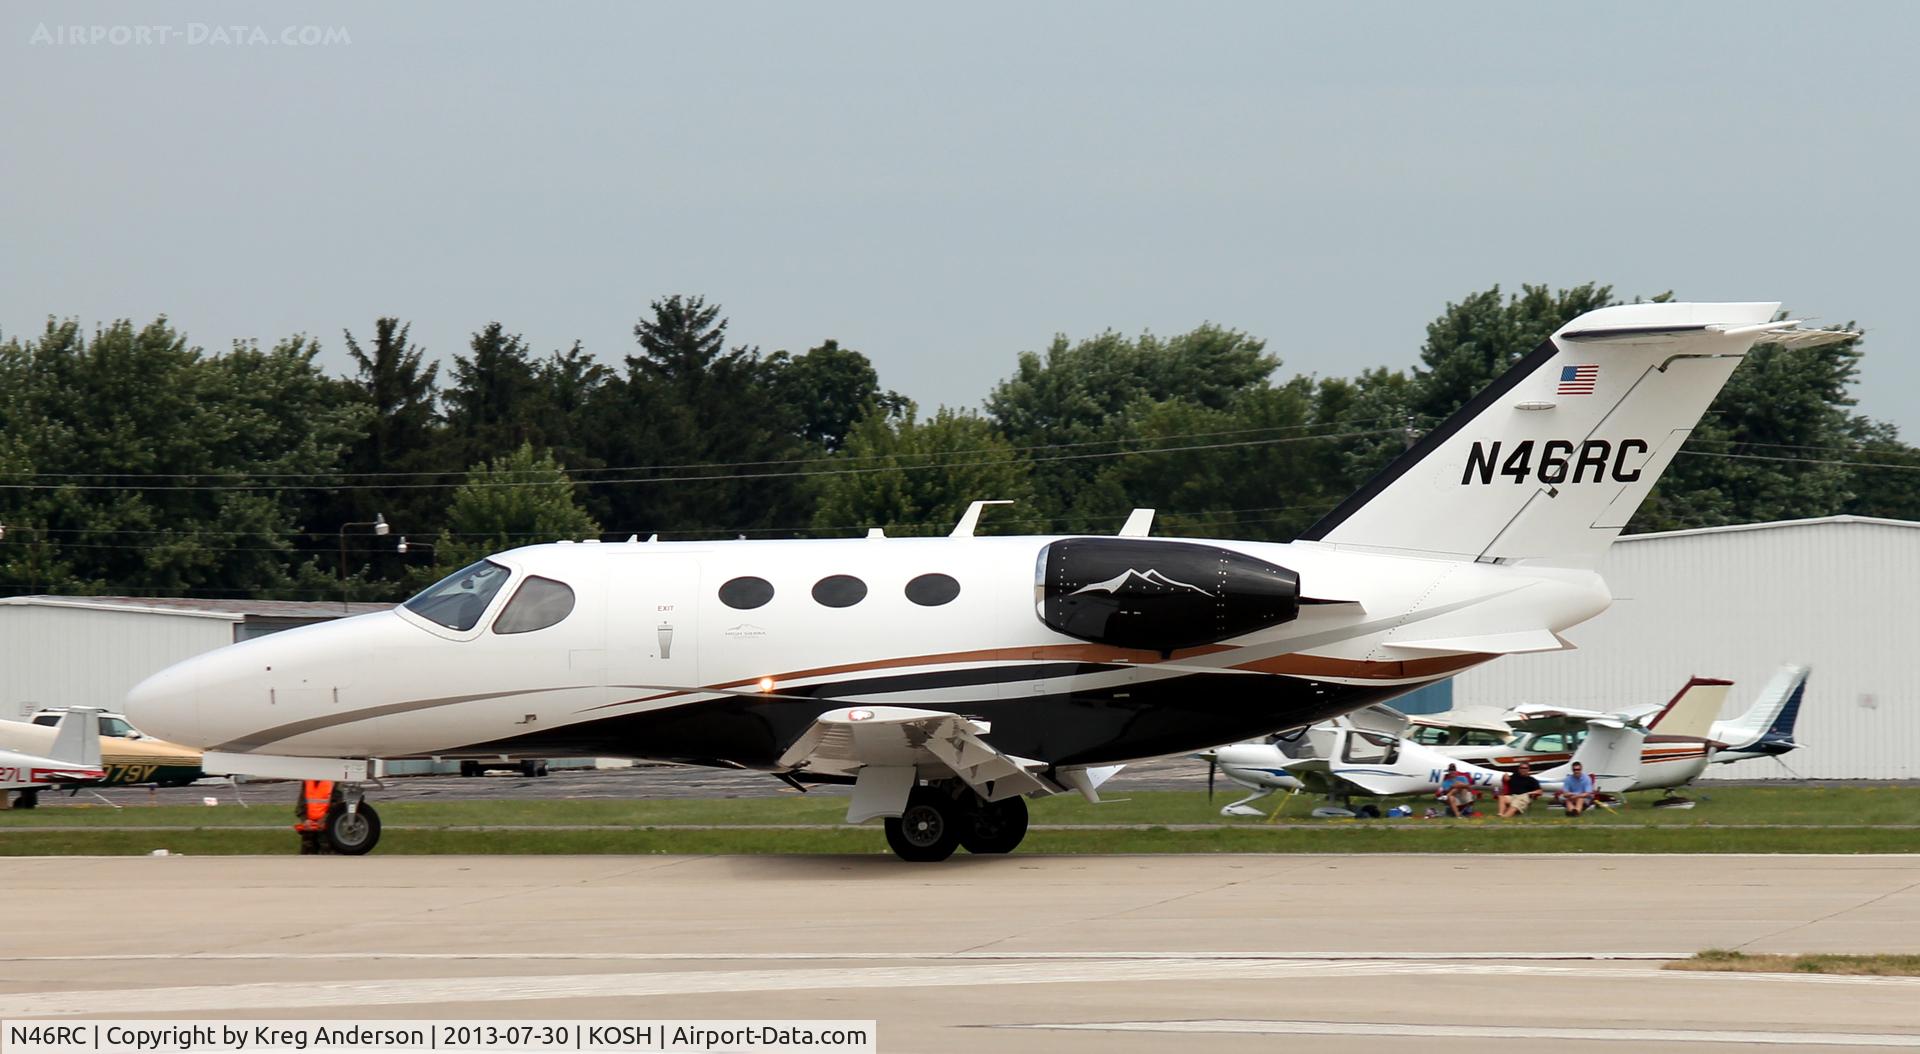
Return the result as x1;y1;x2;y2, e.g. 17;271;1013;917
1541;720;1644;793
48;707;102;769
1645;677;1732;740
1715;665;1810;751
1299;303;1857;565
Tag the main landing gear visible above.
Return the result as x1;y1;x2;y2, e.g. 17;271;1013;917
883;783;1029;862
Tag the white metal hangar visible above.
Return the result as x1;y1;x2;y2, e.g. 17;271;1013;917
1453;516;1920;780
0;596;386;719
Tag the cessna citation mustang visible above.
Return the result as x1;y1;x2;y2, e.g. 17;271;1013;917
124;303;1854;860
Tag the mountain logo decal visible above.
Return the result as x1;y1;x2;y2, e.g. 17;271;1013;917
1069;568;1217;598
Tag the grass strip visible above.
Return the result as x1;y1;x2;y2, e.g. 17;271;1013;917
1666;950;1920;976
6;786;1920;829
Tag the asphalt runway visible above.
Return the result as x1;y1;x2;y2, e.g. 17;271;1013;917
4;855;1918;1052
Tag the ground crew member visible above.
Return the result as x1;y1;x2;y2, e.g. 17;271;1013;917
294;779;335;854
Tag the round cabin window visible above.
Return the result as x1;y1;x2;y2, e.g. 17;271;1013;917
719;576;775;610
904;573;961;607
811;574;868;608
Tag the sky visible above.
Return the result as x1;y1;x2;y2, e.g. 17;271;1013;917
4;1;1916;431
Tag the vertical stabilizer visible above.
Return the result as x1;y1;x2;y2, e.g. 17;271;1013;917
1299;304;1857;566
48;707;102;769
1645;677;1733;741
1714;665;1810;752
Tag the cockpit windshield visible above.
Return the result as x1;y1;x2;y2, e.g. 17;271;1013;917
404;560;511;631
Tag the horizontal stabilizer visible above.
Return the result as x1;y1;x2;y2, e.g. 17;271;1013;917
1383;629;1570;656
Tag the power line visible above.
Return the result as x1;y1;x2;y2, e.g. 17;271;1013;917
0;417;1424;483
1678;450;1920;472
0;428;1405;493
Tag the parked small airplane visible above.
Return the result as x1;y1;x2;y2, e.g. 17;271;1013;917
1431;676;1732;798
1203;708;1644;817
122;303;1852;858
1;708;104;808
0;708;205;805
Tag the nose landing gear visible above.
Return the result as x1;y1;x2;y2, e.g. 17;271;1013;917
326;788;382;855
294;781;383;856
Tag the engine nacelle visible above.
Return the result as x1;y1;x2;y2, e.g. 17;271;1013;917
1035;538;1300;653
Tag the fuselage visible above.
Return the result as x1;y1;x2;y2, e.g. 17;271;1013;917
125;533;1610;772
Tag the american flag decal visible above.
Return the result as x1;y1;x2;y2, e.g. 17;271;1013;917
1556;364;1599;395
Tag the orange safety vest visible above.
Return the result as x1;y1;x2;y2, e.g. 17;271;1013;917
295;780;334;832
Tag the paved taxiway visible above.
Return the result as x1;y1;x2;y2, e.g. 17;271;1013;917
3;855;1918;1051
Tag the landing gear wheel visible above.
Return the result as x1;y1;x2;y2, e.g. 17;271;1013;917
325;801;382;855
521;760;549;778
460;761;481;777
12;789;39;810
884;788;960;862
959;796;1028;854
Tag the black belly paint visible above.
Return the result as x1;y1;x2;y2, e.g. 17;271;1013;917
453;668;1422;769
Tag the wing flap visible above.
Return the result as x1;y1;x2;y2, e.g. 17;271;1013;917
776;706;1051;819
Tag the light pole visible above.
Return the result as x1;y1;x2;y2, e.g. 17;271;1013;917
395;536;435;557
338;513;390;610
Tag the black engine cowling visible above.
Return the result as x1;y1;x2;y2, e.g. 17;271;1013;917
1036;538;1300;653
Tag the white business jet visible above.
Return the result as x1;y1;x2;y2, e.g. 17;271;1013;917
123;304;1852;859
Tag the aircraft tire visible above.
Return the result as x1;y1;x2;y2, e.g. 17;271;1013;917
884;788;960;862
325;801;382;855
460;761;481;777
958;796;1028;854
12;789;38;810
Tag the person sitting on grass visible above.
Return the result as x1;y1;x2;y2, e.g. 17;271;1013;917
1559;762;1597;816
1497;762;1544;818
1438;765;1477;818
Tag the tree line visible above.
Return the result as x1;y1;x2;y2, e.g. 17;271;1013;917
1;284;1914;601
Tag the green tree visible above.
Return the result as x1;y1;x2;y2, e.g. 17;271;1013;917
1412;283;1622;423
0;319;365;597
986;324;1274;530
812;408;1034;535
767;339;908;452
589;295;812;535
336;318;444;575
443;322;541;465
430;443;600;572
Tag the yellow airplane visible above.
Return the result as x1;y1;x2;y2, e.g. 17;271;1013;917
0;708;203;808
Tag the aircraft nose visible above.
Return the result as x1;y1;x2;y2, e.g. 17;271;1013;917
125;660;202;747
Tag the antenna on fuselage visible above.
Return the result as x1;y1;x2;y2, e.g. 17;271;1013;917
950;499;1014;538
866;527;885;539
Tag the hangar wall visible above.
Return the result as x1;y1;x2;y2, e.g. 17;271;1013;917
0;600;237;717
1454;516;1920;780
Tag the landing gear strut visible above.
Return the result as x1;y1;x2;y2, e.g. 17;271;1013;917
883;784;1030;862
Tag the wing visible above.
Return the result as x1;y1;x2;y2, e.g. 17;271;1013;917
776;706;1055;822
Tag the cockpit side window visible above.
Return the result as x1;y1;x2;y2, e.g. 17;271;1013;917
493;576;576;635
1341;730;1400;765
405;560;512;632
